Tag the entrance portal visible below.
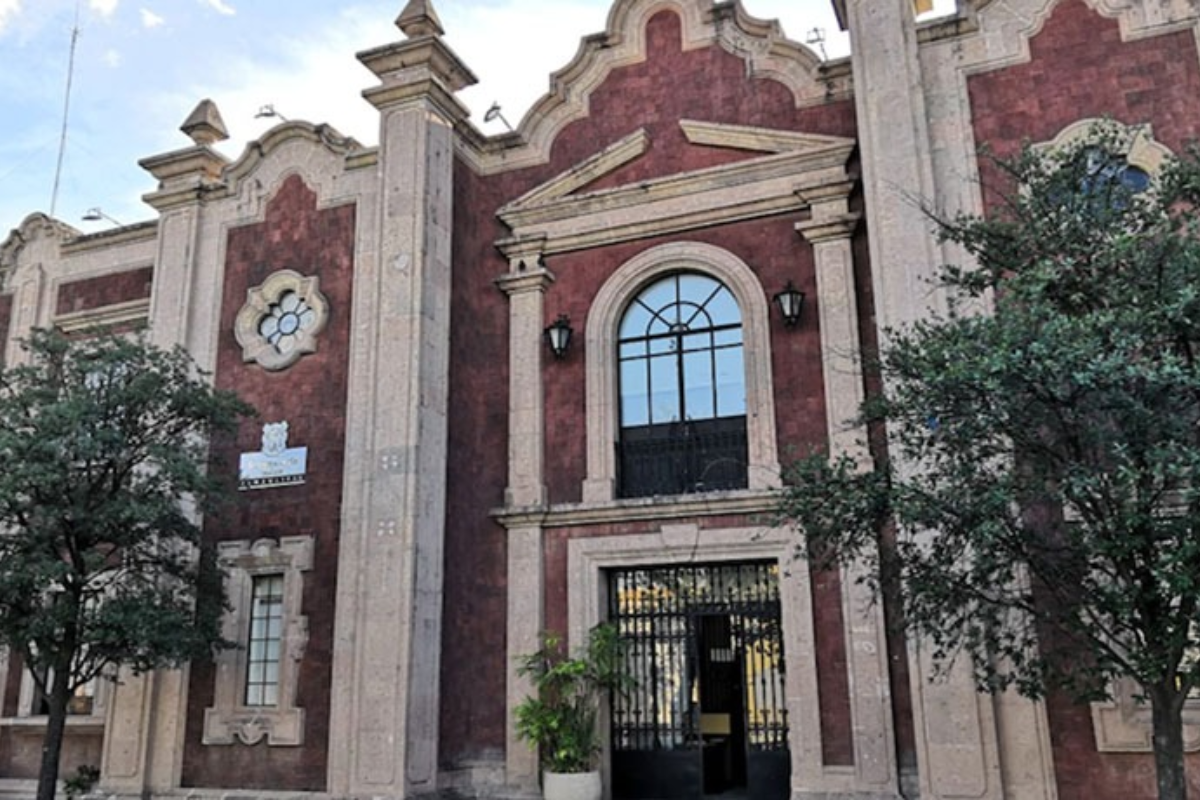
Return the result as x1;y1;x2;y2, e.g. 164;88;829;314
608;562;789;800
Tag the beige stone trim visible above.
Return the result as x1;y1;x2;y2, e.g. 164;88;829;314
582;241;779;503
234;269;330;372
497;124;855;257
504;525;545;790
496;265;554;507
680;119;853;155
512;129;649;208
54;297;151;334
1091;678;1200;752
203;536;313;747
494;489;777;530
456;0;846;176
1035;118;1173;175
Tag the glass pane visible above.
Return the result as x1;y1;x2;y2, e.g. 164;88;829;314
246;685;263;706
649;355;680;424
681;332;711;353
677;273;717;306
248;663;265;684
714;327;742;347
619;302;654;339
682;351;715;420
262;685;279;707
265;662;280;684
267;617;282;639
637;277;677;316
620;360;650;427
705;287;740;326
715;347;746;417
619;340;643;360
648;336;675;355
266;640;281;662
249;641;265;661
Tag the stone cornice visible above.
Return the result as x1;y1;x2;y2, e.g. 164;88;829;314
357;35;477;96
54;298;151;334
495;267;554;297
492;488;778;530
60;221;158;255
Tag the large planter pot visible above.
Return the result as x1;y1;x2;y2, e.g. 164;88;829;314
543;770;602;800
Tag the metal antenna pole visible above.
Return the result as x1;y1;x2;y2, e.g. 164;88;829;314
50;0;82;217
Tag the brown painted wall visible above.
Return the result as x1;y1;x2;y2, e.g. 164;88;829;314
54;266;153;316
180;175;354;791
966;2;1200;795
440;7;860;768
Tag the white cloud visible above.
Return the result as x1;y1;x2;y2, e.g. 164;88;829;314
0;0;20;35
89;0;118;17
103;47;121;67
199;0;234;16
139;7;162;28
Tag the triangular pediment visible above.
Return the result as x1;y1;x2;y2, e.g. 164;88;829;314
502;121;855;219
496;121;856;258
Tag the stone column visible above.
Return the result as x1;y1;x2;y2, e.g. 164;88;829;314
328;3;475;796
100;100;232;798
496;259;554;792
797;187;900;798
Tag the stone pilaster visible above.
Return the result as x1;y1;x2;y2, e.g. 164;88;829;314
327;3;475;796
797;188;900;798
99;101;232;798
842;3;1012;798
495;260;555;791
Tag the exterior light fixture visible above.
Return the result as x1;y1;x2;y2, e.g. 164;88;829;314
544;314;573;359
255;104;289;122
774;281;805;327
484;102;514;132
82;207;122;226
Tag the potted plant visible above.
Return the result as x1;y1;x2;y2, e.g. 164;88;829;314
515;623;630;800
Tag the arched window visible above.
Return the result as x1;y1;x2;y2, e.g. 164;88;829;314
616;272;747;497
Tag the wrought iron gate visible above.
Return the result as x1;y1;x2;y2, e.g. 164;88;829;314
608;561;789;800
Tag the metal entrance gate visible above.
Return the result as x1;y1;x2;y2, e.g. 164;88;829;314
608;562;789;800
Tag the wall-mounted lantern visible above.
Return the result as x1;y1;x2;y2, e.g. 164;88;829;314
544;314;573;359
773;282;805;327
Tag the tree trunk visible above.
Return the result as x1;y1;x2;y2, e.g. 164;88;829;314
1150;679;1189;800
36;663;72;800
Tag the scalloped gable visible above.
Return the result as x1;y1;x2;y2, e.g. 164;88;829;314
459;0;843;176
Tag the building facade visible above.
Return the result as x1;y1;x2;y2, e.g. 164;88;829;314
2;0;1200;797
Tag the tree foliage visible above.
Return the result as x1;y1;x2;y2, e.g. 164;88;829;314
777;125;1200;800
0;329;252;800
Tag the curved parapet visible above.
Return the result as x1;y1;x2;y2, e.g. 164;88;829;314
458;0;843;175
0;213;79;291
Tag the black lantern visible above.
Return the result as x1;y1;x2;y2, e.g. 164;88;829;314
544;314;573;359
774;281;805;327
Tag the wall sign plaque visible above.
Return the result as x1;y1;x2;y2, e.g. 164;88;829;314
239;421;307;490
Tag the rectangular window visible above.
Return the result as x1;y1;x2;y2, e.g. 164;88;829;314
245;575;284;707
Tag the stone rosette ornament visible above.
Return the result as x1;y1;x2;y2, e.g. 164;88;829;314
235;269;329;370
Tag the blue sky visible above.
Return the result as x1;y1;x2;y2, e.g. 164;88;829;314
0;0;949;238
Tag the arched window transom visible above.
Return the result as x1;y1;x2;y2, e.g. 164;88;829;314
617;272;748;497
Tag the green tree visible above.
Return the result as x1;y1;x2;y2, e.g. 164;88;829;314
777;127;1200;800
0;329;252;800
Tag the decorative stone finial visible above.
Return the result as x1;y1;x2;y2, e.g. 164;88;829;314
396;0;444;37
180;99;229;146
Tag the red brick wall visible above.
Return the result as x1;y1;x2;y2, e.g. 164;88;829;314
54;266;153;316
180;175;355;791
441;7;859;768
966;2;1200;795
